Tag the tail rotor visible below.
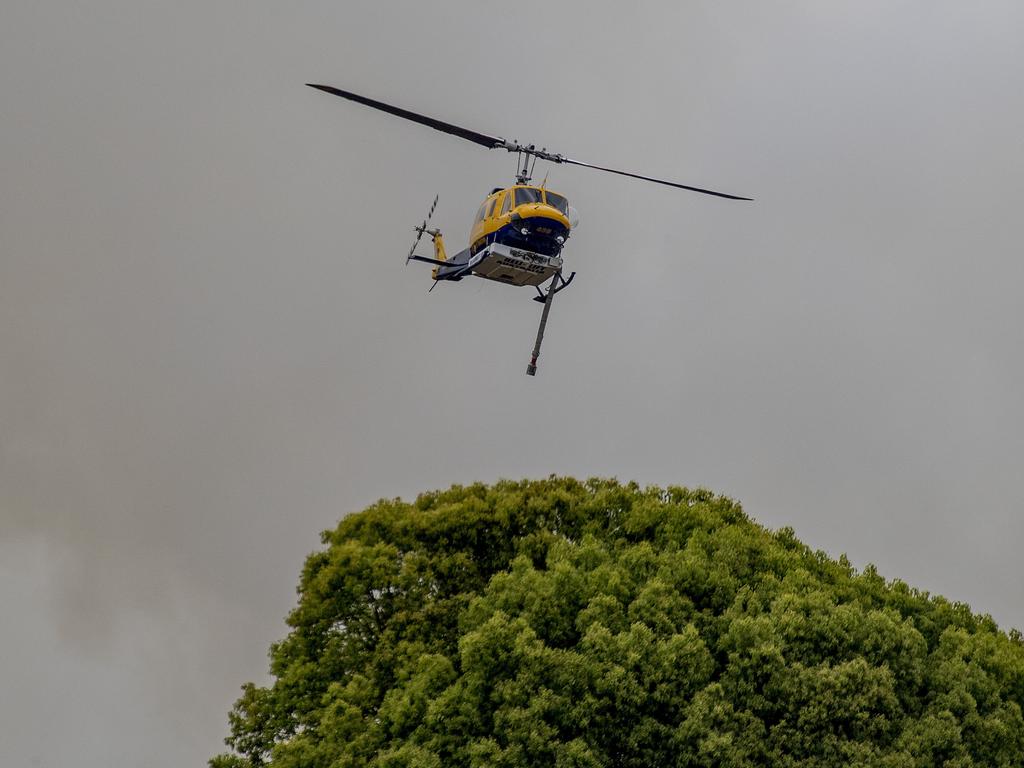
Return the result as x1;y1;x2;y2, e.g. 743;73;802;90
406;194;439;264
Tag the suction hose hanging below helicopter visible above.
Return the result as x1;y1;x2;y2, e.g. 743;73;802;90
526;270;561;376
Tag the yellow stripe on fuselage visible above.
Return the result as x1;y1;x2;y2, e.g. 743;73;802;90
469;185;571;252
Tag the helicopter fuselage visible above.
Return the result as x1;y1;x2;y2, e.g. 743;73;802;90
429;184;572;287
470;185;572;258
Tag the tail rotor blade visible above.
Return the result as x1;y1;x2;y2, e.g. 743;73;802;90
405;194;439;264
406;229;425;265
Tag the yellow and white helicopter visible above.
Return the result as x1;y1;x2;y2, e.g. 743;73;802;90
308;84;751;375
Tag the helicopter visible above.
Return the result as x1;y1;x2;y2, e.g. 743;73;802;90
307;84;751;375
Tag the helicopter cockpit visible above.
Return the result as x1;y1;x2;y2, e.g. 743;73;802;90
511;188;570;228
508;187;568;215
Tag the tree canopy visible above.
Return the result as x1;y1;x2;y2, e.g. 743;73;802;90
213;477;1024;768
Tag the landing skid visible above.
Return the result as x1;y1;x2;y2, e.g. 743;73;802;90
532;271;575;302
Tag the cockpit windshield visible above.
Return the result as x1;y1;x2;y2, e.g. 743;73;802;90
513;187;569;215
544;191;568;214
514;187;542;206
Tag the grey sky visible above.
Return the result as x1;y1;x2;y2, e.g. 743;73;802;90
2;2;1022;766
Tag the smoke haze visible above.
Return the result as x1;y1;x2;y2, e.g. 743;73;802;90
2;3;1023;765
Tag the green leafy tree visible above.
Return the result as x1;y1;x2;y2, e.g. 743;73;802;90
213;478;1024;768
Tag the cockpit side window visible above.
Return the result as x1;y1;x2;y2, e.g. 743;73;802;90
544;191;568;214
514;187;542;206
474;202;487;224
499;191;511;216
486;198;497;218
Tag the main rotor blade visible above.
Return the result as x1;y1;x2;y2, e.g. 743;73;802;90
307;84;752;200
560;157;752;200
307;84;503;150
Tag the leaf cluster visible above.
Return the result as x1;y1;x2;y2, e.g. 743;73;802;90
213;478;1024;768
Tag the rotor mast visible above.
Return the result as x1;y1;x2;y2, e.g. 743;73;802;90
514;145;543;185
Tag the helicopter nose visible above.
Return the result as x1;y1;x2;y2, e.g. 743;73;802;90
517;204;570;228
